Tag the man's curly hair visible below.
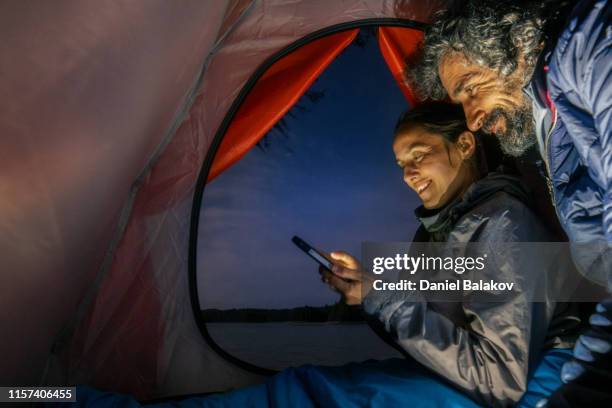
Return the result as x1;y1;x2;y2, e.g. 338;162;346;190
407;0;569;100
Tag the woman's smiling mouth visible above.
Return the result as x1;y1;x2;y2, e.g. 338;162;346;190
415;179;432;194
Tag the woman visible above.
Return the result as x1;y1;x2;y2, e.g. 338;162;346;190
320;102;579;407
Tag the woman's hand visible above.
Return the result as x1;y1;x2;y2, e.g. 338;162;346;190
318;251;373;305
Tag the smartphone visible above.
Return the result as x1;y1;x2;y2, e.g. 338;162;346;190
291;235;334;271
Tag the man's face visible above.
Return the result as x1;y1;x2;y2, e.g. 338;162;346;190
438;52;536;156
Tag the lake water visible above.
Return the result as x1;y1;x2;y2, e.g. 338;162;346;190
207;322;402;370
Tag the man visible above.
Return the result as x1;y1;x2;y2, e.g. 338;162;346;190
407;0;611;405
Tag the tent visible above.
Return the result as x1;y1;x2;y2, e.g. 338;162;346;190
1;0;445;400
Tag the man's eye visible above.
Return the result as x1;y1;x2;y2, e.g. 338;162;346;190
465;86;476;96
413;153;425;162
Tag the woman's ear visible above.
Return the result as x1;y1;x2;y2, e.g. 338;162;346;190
456;131;476;160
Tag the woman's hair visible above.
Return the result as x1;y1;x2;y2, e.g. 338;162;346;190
395;102;498;174
394;102;467;143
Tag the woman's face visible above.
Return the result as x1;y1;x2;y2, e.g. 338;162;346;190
392;126;475;209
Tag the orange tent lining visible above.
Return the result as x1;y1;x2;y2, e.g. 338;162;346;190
207;26;424;183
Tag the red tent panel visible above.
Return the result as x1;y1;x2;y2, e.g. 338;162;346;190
207;29;359;182
377;26;424;106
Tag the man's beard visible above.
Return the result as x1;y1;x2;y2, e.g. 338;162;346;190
482;105;537;157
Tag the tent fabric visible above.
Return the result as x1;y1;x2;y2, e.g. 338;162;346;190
1;0;231;390
207;29;359;182
1;0;447;400
377;26;424;106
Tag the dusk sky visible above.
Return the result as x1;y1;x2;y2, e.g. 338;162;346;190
197;29;421;310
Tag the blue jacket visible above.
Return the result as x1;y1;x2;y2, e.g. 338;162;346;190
526;0;612;287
